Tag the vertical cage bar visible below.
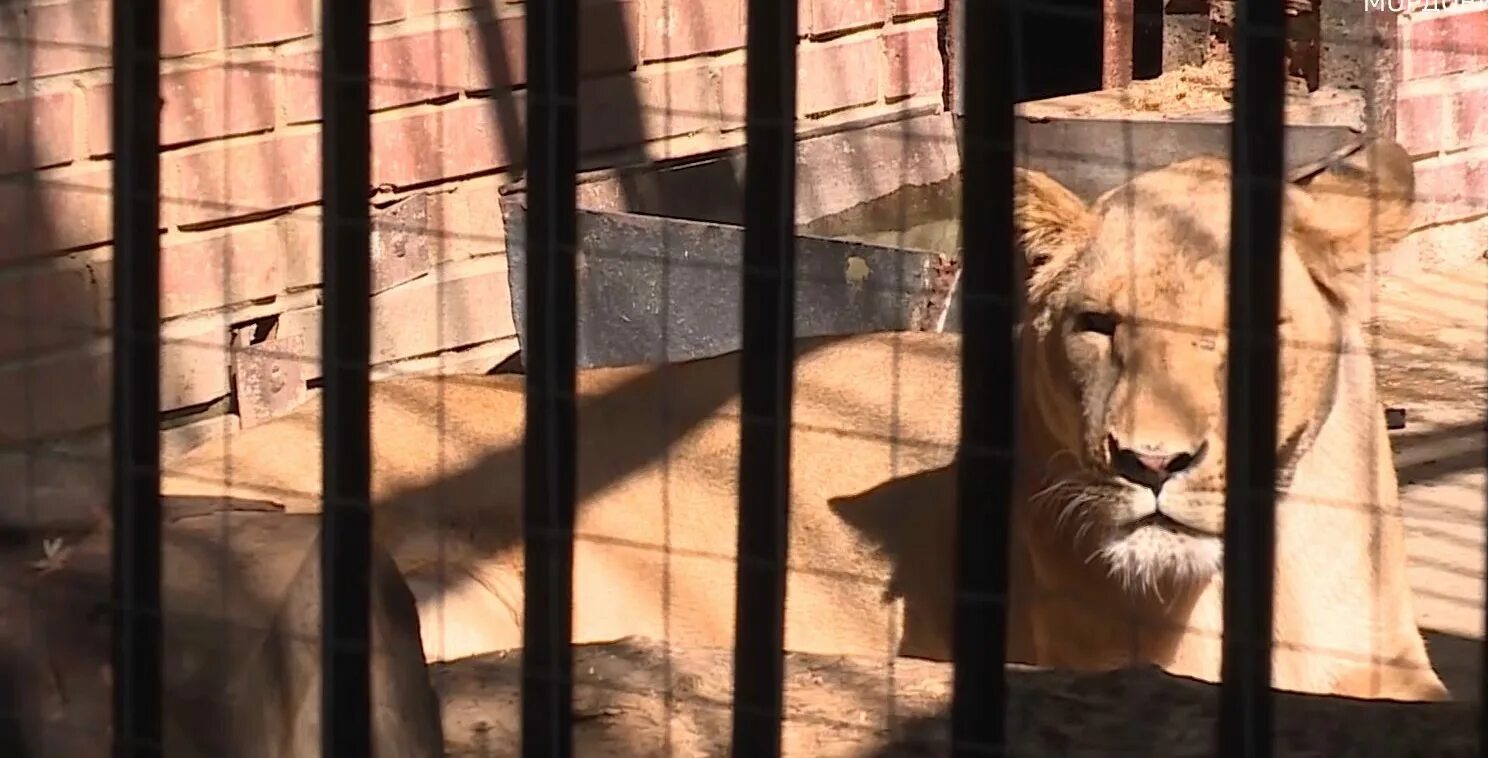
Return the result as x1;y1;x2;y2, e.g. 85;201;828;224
521;0;578;753
320;0;373;755
1219;0;1286;755
729;0;798;754
951;0;1017;755
111;0;163;754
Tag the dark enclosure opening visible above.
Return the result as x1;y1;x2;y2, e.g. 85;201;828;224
1134;0;1165;79
1016;0;1167;101
1019;0;1105;101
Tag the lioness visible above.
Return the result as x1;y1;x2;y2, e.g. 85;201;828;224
160;138;1447;700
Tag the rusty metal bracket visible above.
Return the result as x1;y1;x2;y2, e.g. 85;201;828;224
1103;0;1135;89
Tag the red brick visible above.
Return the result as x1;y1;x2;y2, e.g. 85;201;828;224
0;39;17;86
719;62;745;129
21;1;111;78
88;58;276;156
0;89;75;172
273;256;515;373
154;226;287;317
163;0;223;57
797;37;881;115
371;98;520;188
225;0;314;47
1400;10;1488;80
276;209;324;290
432;174;510;260
1395;91;1444;155
889;0;943;18
1401;16;1452;80
160;131;321;227
0;346;111;440
808;0;885;37
467;2;641;93
1450;9;1488;72
160;315;232;410
288;180;506;279
276;48;319;124
373;0;408;24
407;0;479;13
0;262;103;362
579;0;642;75
1449;85;1488;150
642;0;745;61
0;166;113;257
270;193;447;293
467;16;526;92
369;24;469;110
281;194;445;294
882;23;942;99
0;317;233;437
580;64;718;152
280;25;470;123
366;259;515;363
1413;151;1488;223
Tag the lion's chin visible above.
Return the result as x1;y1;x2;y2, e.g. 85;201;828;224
1094;520;1223;594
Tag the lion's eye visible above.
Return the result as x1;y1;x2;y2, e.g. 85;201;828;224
1073;311;1119;336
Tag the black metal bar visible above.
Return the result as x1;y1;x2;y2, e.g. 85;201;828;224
729;0;798;754
1219;0;1287;755
951;0;1017;755
320;0;373;755
111;1;163;755
521;0;579;752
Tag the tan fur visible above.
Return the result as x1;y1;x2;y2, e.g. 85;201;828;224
160;139;1446;701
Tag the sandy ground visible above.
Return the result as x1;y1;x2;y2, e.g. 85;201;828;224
1371;254;1488;698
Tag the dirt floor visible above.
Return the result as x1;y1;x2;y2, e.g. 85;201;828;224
434;637;1477;756
1371;253;1488;698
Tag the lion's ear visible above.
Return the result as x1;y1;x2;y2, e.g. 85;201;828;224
1290;139;1416;300
1013;167;1090;295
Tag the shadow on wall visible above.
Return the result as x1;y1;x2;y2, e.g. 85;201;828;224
0;0;108;534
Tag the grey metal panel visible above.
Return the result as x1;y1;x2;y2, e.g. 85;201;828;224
504;207;942;369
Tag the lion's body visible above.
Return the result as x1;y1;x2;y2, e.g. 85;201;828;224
160;140;1447;700
162;334;967;666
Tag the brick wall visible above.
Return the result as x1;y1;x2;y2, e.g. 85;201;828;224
0;0;947;528
1395;5;1488;247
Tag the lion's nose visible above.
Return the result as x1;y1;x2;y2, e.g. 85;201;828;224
1106;435;1208;492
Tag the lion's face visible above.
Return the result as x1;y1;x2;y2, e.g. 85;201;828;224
1012;142;1416;591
